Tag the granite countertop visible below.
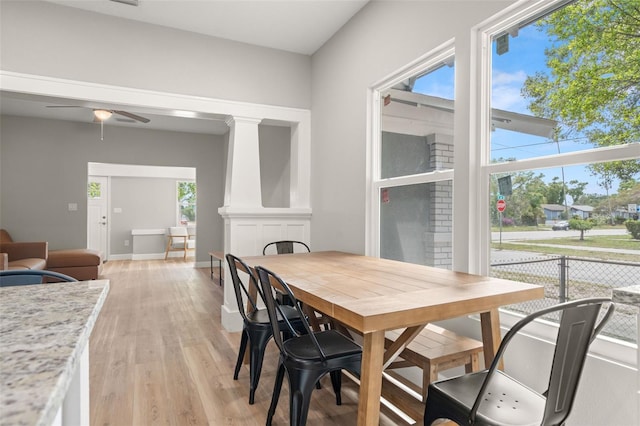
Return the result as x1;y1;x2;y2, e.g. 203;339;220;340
0;280;109;426
612;284;640;308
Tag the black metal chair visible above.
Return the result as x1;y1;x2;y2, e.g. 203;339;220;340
423;297;615;426
0;269;77;286
226;254;306;405
262;240;310;255
256;265;362;426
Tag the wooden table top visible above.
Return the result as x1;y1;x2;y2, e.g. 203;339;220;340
243;251;543;334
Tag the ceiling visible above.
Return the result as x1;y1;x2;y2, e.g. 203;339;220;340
0;0;369;136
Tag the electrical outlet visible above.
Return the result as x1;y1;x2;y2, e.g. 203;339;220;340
124;240;130;247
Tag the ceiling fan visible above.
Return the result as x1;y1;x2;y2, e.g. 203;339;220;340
46;105;150;140
45;105;151;123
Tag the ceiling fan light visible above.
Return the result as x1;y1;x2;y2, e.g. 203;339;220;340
93;109;113;121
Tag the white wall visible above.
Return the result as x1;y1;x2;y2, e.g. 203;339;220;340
0;0;311;109
309;1;511;253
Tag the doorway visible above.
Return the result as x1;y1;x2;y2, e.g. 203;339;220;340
87;175;109;259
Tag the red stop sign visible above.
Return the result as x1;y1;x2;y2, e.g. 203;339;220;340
497;199;506;212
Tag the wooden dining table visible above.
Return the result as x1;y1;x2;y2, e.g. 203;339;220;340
243;251;544;426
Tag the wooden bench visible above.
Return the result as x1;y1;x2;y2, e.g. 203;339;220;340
385;323;483;403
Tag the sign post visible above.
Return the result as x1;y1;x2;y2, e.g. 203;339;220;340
497;199;506;245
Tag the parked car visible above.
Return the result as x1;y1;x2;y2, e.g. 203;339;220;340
552;221;570;231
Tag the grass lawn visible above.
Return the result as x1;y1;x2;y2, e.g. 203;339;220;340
491;224;628;232
491;234;640;262
491;242;638;262
523;234;640;250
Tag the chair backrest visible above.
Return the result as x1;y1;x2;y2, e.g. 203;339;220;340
0;269;78;286
262;240;310;255
168;226;188;237
256;265;327;360
470;297;615;425
226;254;264;323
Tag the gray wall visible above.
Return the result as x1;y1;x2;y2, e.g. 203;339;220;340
0;115;224;262
0;0;311;109
259;125;290;208
110;177;179;256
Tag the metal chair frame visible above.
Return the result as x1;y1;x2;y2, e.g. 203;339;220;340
226;254;305;405
0;269;78;286
423;297;615;426
256;265;362;426
262;240;310;255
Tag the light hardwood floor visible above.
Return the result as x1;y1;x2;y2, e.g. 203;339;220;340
90;259;410;425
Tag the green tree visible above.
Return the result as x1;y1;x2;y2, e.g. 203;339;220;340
546;177;566;205
178;181;197;222
566;179;588;204
522;0;640;181
509;171;548;226
569;218;594;241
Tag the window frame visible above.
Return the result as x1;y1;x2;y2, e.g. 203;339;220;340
474;0;640;275
367;40;456;258
176;180;197;226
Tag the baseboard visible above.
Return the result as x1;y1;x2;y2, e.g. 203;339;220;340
108;254;132;261
131;253;166;260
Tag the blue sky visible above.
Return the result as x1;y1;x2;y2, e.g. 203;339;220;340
411;23;614;198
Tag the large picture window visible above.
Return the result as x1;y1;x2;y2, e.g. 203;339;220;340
483;0;639;342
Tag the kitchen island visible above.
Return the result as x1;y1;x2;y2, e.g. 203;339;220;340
0;279;109;426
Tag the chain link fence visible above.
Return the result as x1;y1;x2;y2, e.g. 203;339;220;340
491;256;639;343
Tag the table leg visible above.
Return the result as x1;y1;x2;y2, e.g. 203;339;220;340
480;309;504;369
210;255;214;280
357;330;385;426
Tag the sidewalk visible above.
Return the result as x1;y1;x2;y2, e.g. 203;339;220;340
509;241;640;256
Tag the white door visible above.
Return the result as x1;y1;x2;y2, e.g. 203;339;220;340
87;176;109;259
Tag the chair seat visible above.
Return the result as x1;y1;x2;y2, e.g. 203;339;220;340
247;305;301;325
428;369;546;426
284;330;362;361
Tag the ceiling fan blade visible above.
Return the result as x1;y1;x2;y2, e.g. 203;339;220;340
113;110;150;123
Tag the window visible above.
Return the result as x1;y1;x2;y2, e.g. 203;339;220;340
371;44;455;268
88;181;101;199
482;0;639;342
177;181;196;225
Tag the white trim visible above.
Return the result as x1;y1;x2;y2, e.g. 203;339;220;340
0;71;311;122
484;143;640;174
107;254;132;261
131;229;166;236
374;169;454;189
218;206;312;219
88;162;196;180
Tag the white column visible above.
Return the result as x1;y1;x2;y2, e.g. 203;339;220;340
218;113;312;332
289;120;311;208
223;116;263;208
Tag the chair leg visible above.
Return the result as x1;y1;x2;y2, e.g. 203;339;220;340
288;368;323;426
248;329;272;405
329;370;342;405
182;236;187;259
164;236;172;260
267;363;286;426
233;330;248;380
